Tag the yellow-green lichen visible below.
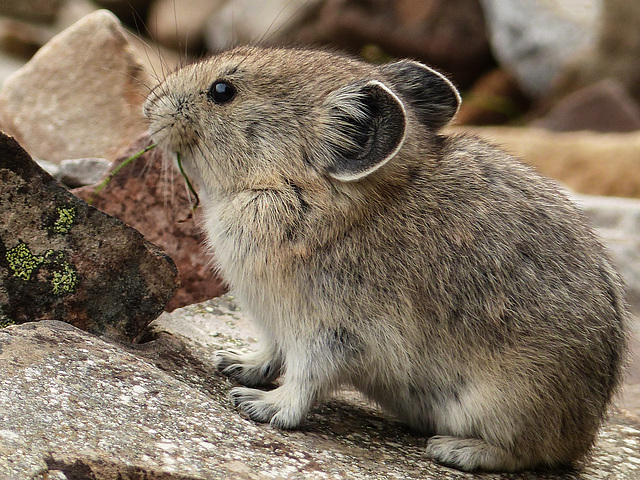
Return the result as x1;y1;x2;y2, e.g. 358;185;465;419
0;317;15;328
53;206;76;234
6;242;44;280
0;305;14;328
51;263;78;295
5;242;78;296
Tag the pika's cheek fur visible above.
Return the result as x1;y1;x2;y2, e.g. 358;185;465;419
144;45;628;474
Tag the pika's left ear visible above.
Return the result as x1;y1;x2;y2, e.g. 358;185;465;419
379;60;461;130
321;80;407;182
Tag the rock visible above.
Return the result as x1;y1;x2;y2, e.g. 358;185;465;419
1;301;639;479
126;28;183;87
35;158;60;177
55;157;111;188
0;52;25;89
450;126;640;198
550;0;640;107
148;0;223;51
0;10;151;163
479;0;601;97
572;194;640;314
206;0;323;52
570;195;640;418
305;0;492;89
455;68;530;125
0;0;63;23
0;131;178;342
73;134;227;311
205;0;492;89
92;0;154;27
54;0;101;31
0;16;55;60
533;80;640;133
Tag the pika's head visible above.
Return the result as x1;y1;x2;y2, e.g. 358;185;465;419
144;46;460;196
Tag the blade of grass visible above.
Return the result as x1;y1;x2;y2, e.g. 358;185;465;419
176;151;200;220
87;144;199;221
89;143;158;204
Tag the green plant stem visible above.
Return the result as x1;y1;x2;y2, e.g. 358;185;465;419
176;151;200;214
89;143;158;204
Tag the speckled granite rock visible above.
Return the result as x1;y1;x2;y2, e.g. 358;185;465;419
0;131;178;341
0;298;638;480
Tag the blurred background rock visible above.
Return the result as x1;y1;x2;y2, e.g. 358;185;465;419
1;0;638;131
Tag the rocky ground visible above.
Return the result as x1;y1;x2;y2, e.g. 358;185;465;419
1;1;640;478
2;297;640;479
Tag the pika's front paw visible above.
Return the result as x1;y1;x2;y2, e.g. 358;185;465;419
229;387;304;429
215;349;279;387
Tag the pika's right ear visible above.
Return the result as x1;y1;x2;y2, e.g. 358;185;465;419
319;80;407;182
379;60;461;130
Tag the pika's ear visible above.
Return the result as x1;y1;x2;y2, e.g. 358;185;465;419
379;60;460;130
321;80;407;182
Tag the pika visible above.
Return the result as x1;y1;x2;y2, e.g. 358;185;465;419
144;46;628;472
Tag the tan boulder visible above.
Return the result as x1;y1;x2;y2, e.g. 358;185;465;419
0;9;151;163
451;126;640;198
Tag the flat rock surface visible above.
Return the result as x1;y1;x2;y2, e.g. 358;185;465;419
1;298;639;480
0;131;178;342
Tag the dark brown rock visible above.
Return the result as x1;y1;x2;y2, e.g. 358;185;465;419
92;0;154;28
290;0;493;89
0;131;178;342
203;1;492;88
455;68;530;125
202;0;490;89
533;80;640;133
73;134;227;311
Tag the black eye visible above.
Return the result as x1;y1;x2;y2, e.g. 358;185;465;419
208;81;236;104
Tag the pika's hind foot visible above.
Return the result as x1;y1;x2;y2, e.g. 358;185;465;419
215;348;281;387
426;435;534;472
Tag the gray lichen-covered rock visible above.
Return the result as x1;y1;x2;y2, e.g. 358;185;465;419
0;131;178;341
0;298;639;480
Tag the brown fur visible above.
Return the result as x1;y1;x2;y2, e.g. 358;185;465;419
144;46;628;472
